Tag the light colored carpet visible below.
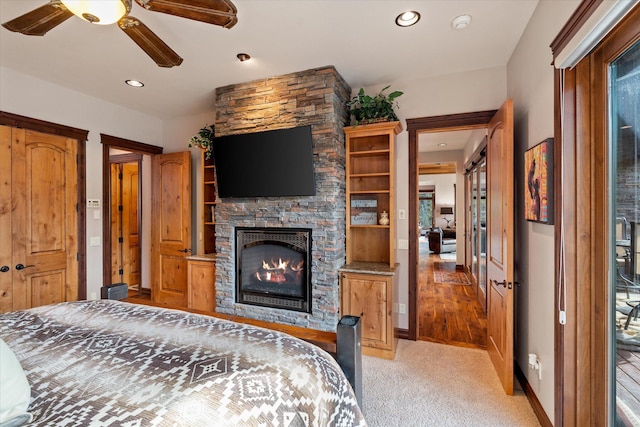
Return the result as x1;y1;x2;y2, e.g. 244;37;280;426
434;271;470;284
439;253;457;261
362;340;541;426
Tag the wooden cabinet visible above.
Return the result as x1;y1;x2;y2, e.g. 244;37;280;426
340;266;398;359
344;121;401;266
203;152;217;254
0;126;79;313
342;122;401;359
187;256;216;312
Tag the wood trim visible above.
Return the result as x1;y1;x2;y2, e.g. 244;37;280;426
0;111;89;141
406;110;497;133
553;4;640;424
550;0;604;60
101;135;162;286
418;163;456;175
515;362;553;427
110;153;143;163
407;111;496;341
77;135;87;300
100;133;164;155
395;328;409;340
0;111;88;302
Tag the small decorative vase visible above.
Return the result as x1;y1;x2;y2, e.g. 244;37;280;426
379;211;390;225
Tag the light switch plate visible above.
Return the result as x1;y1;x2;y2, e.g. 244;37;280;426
90;236;101;247
398;209;406;220
87;199;100;208
398;239;408;250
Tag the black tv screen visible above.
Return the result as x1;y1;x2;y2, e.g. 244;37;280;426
212;126;316;198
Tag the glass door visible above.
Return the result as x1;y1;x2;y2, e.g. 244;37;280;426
610;38;640;426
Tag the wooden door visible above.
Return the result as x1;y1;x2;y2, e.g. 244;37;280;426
8;127;78;310
486;100;515;395
151;151;191;307
0;126;12;312
111;163;140;287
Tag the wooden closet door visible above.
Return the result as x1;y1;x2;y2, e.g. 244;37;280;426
11;128;78;310
0;127;12;312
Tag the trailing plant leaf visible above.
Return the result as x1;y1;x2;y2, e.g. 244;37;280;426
346;86;403;125
188;124;215;159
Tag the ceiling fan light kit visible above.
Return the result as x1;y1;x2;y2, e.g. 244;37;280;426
2;0;238;68
60;0;130;25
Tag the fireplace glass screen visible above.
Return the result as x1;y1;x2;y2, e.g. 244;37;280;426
236;228;311;312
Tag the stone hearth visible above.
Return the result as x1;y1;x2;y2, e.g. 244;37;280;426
213;66;351;331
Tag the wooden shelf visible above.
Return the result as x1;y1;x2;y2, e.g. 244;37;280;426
342;121;401;360
202;152;217;255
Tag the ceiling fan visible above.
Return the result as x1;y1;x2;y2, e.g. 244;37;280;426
1;0;238;68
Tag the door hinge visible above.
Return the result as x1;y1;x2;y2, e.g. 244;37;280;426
118;205;123;211
119;269;124;275
77;253;80;261
118;237;124;243
118;173;123;180
76;203;79;212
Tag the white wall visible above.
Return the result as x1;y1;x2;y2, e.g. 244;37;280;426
506;0;581;420
0;66;163;300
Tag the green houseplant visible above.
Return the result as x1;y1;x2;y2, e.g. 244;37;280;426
188;124;215;159
346;85;403;125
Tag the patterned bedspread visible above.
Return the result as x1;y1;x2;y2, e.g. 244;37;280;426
0;300;366;426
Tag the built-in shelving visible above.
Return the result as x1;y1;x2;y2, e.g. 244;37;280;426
203;153;217;254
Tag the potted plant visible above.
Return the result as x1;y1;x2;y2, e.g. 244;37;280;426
346;85;403;126
188;124;215;159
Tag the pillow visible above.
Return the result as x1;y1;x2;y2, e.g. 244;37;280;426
0;338;33;427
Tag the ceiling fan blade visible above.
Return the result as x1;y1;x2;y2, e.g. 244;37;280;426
119;16;183;68
2;0;73;36
134;0;237;28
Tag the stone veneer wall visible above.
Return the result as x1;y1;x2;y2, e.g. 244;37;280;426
213;66;351;331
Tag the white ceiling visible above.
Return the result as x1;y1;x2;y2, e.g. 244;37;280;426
419;128;486;152
0;0;538;128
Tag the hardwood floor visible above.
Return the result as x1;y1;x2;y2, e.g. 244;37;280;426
418;238;487;349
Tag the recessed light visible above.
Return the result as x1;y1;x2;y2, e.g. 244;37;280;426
451;14;472;30
438;143;448;147
395;10;420;27
125;79;144;87
237;53;251;62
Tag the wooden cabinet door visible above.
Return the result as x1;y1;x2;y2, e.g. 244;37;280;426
188;259;216;312
1;127;78;311
341;272;390;351
151;152;191;308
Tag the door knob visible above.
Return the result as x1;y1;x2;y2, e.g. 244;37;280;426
177;248;192;253
0;266;9;273
15;263;35;271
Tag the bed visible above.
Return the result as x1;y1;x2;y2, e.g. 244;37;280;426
0;300;366;426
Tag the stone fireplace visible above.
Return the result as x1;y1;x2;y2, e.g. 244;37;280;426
213;66;351;331
236;227;311;313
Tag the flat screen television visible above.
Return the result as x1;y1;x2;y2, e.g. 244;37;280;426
212;125;316;198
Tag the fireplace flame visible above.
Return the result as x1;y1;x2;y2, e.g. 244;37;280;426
255;258;303;283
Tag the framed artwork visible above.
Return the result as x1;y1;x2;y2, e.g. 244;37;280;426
524;138;554;224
